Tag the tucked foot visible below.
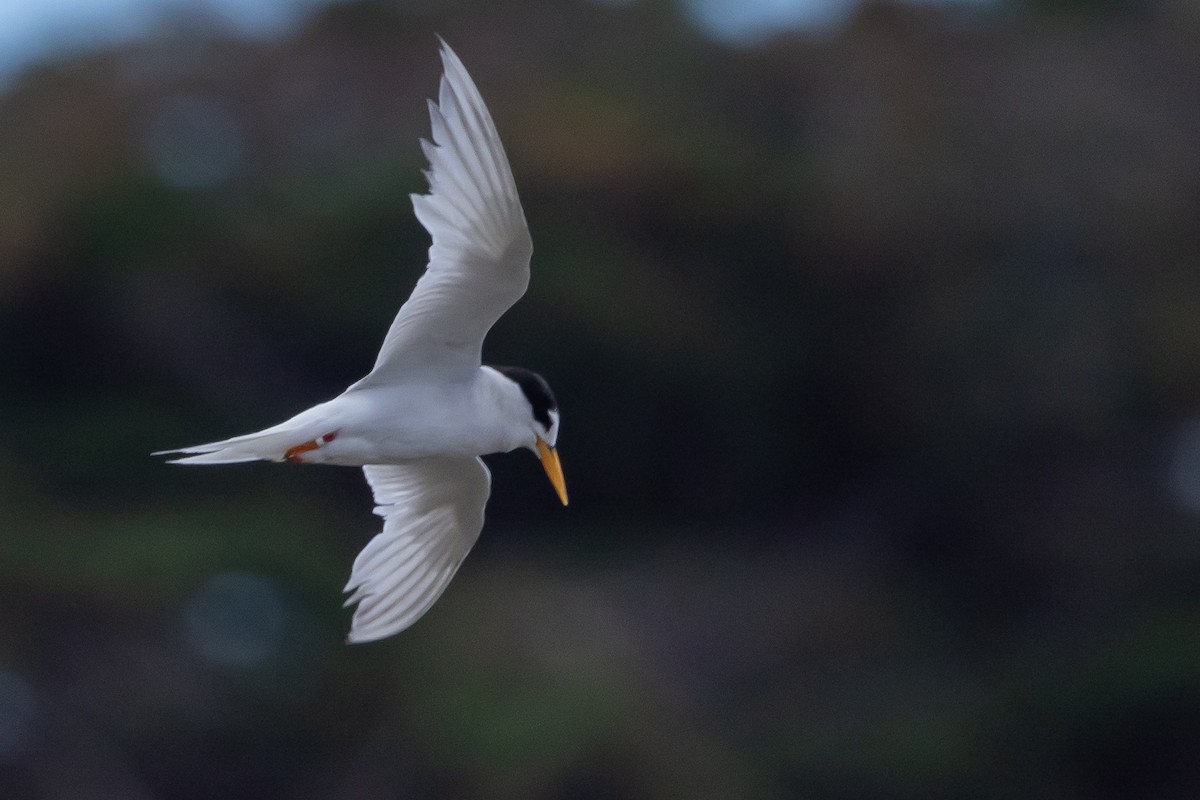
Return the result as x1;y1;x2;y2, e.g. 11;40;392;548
284;432;337;463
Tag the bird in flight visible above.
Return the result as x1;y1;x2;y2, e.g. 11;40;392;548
156;40;567;643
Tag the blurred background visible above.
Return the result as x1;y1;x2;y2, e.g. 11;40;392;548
1;0;1199;797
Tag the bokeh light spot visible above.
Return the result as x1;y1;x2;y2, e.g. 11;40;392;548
143;94;245;189
183;571;288;668
0;669;38;762
683;0;857;40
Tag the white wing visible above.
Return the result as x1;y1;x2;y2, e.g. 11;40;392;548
344;457;491;643
350;40;532;389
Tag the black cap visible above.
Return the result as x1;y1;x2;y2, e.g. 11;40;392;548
492;366;557;431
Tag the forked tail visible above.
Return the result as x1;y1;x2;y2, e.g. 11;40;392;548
153;426;308;465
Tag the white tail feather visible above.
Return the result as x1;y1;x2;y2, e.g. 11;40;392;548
154;426;310;465
164;451;272;465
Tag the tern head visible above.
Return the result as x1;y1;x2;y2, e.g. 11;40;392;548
493;366;568;506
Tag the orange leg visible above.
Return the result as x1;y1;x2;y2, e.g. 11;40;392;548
284;432;337;463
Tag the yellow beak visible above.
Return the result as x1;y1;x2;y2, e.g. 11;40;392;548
536;438;569;506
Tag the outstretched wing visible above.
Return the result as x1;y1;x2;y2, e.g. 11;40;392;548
344;457;492;643
351;40;532;389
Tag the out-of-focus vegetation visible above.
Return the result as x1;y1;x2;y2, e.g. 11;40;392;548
1;0;1198;797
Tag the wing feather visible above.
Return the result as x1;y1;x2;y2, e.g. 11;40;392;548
343;458;491;643
351;41;531;389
